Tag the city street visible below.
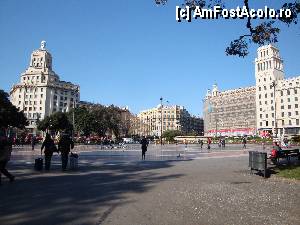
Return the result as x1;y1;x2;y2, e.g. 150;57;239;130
0;144;299;225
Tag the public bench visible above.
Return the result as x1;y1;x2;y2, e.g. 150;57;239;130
270;148;300;164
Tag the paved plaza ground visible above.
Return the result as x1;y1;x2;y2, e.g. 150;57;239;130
0;144;299;225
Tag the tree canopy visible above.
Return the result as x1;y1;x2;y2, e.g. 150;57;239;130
162;130;183;142
0;89;28;129
155;0;300;57
37;112;73;133
38;104;127;138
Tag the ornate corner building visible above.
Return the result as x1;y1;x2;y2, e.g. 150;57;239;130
10;41;80;132
203;45;300;137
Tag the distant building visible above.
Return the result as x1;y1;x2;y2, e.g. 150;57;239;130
10;41;80;132
203;84;257;137
137;105;204;136
77;101;97;108
203;44;300;137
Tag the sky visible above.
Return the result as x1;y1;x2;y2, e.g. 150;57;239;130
0;0;300;116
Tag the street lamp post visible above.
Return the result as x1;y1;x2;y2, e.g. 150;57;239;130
72;98;76;139
271;81;277;138
160;97;163;146
215;118;218;138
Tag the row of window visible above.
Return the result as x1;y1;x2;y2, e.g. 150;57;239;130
260;119;299;127
280;89;298;96
24;106;42;111
259;104;299;111
260;49;271;58
18;87;44;93
258;76;274;83
280;104;299;109
53;95;74;102
258;93;273;99
258;97;299;106
22;100;42;106
53;102;69;107
24;112;42;119
53;108;67;113
260;111;299;119
258;91;298;100
23;75;43;81
19;94;43;99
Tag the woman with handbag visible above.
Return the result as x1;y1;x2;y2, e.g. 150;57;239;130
0;129;15;185
41;133;57;171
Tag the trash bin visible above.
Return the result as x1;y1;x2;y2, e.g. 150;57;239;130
249;151;267;178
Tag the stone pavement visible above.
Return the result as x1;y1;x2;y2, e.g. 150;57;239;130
0;144;299;225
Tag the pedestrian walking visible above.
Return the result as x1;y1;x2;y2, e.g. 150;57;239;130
222;139;225;148
0;129;15;185
218;138;222;149
207;137;211;150
58;133;74;171
31;136;36;151
242;137;247;149
140;136;148;160
41;133;57;171
199;140;203;149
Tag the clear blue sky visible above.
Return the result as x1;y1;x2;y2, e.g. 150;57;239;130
0;0;299;116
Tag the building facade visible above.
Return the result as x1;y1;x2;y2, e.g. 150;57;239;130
203;84;257;136
255;45;300;136
203;44;300;137
137;105;204;137
10;41;80;132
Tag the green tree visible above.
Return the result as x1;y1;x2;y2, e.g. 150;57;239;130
162;130;183;142
68;107;94;136
155;0;300;57
37;112;72;133
0;89;28;129
91;105;110;136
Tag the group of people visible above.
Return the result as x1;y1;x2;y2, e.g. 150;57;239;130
41;133;74;171
0;130;75;185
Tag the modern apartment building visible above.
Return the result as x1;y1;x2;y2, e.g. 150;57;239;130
10;41;80;132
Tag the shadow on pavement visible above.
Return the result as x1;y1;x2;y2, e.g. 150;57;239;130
0;160;185;225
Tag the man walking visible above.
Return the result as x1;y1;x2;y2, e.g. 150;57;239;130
41;133;57;171
58;133;74;171
207;137;211;150
0;129;15;185
140;136;148;160
31;135;36;151
242;137;247;149
199;140;203;149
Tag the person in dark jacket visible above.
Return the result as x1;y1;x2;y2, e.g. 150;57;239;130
41;133;56;171
140;137;148;160
242;137;247;149
0;129;15;185
58;133;74;171
31;136;36;151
